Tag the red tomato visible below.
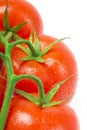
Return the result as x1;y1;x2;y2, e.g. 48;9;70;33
2;35;78;102
0;75;6;109
0;44;4;53
0;0;43;38
5;95;79;130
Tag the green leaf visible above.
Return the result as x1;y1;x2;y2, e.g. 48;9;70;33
33;30;41;51
17;44;31;56
40;37;70;56
19;56;45;63
42;100;64;107
29;30;41;52
40;81;63;105
3;1;10;31
11;22;28;33
40;39;59;56
15;89;39;105
40;74;75;106
29;30;33;43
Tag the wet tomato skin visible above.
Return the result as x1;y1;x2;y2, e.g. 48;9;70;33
5;34;78;102
5;95;79;130
1;35;78;102
0;0;43;38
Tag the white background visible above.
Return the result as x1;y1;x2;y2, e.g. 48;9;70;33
27;0;87;130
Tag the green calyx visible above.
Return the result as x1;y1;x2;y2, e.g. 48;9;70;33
17;30;69;63
1;0;27;41
15;74;74;108
1;0;69;63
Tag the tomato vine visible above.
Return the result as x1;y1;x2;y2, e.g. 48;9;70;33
0;1;77;130
0;31;73;130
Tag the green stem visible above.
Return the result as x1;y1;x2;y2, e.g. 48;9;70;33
0;72;45;130
16;74;44;101
0;65;14;129
11;39;40;57
5;31;13;41
0;34;15;130
0;75;17;130
0;33;45;130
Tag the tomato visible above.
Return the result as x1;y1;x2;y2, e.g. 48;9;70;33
0;44;4;53
0;0;43;39
2;35;78;102
0;58;2;72
5;95;79;130
0;75;6;109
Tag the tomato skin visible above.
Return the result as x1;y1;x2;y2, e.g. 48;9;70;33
0;44;4;53
5;96;41;130
14;35;78;102
2;35;78;102
0;0;43;38
5;95;79;130
0;75;6;109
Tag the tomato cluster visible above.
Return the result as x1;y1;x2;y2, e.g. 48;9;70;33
0;0;79;130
